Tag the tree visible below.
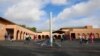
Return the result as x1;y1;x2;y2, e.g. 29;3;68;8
19;24;26;28
28;27;36;32
19;24;36;32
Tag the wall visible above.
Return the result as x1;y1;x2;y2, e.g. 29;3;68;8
0;23;6;40
71;28;100;39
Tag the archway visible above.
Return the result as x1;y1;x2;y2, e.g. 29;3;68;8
71;33;76;40
6;29;14;40
53;35;58;39
38;35;41;40
45;35;49;39
58;35;61;39
16;30;19;40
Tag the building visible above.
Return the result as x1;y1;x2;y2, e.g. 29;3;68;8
60;26;100;40
0;17;35;40
1;17;100;41
36;26;100;40
35;31;64;40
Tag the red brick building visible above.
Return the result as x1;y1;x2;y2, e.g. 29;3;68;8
0;17;35;40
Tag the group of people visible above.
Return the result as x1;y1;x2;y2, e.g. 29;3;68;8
4;33;13;41
4;32;32;43
79;33;95;45
4;32;95;46
24;34;31;44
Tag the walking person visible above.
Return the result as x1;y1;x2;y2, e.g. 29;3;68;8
90;33;95;44
79;34;83;45
28;35;31;42
24;34;30;44
85;35;89;44
82;33;86;44
61;36;64;42
4;33;8;40
7;33;11;41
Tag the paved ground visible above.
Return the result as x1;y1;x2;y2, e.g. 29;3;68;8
0;40;100;56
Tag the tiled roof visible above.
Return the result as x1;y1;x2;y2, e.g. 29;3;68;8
0;17;16;24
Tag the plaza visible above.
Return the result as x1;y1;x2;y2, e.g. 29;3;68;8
0;40;100;56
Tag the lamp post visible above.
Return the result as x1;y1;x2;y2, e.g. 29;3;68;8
50;12;53;47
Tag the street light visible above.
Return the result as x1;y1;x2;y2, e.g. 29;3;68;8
50;12;53;47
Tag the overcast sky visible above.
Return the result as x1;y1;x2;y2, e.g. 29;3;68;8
0;0;100;31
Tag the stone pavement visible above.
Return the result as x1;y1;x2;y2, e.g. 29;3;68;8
0;40;100;56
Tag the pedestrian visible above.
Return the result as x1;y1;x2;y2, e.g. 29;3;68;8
90;33;95;44
7;33;11;41
24;34;29;44
61;35;64;42
53;36;56;42
28;35;31;41
82;33;86;43
4;33;8;40
89;33;94;44
85;35;89;44
79;35;83;44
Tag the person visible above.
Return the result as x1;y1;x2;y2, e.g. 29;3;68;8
85;35;89;44
82;34;86;43
79;35;83;44
7;33;11;41
53;36;56;42
28;35;31;41
89;33;94;44
24;34;30;44
61;35;64;42
4;33;8;40
90;33;95;44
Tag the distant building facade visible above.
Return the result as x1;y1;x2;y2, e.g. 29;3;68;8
35;31;64;40
0;17;35;40
59;26;100;40
36;26;100;40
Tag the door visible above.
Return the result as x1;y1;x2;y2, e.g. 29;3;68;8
71;33;76;40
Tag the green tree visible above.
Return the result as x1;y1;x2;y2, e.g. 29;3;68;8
19;24;26;28
28;27;36;32
19;24;36;32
